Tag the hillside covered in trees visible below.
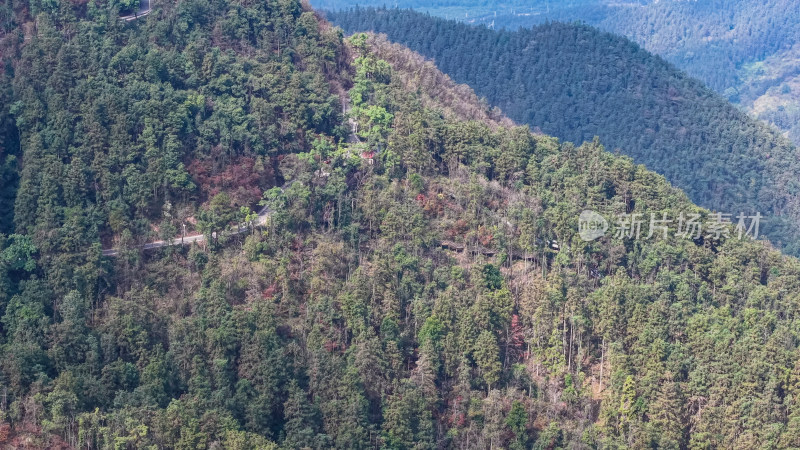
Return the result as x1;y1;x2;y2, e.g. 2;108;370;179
321;0;800;96
586;0;800;146
328;7;800;255
316;0;800;145
4;0;800;448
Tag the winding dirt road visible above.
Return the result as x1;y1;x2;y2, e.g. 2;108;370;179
102;205;270;257
120;0;152;21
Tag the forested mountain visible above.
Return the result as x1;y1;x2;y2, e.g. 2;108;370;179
329;2;799;146
314;0;800;92
328;7;800;255
310;0;606;24
589;0;800;146
317;0;800;145
330;0;800;91
593;0;800;93
5;0;800;448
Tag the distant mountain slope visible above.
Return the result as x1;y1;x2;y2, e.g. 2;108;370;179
316;1;800;145
592;0;800;94
328;7;800;253
315;0;800;93
591;0;800;144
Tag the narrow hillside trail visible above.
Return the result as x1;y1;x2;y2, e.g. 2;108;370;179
341;95;361;145
120;0;152;21
101;205;270;257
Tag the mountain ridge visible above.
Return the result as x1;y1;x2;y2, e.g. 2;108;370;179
327;7;800;254
314;0;800;146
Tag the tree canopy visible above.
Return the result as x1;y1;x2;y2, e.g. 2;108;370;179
2;0;800;448
329;7;800;255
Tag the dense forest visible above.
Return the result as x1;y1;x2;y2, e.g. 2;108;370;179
328;7;800;256
317;0;800;145
590;0;800;146
309;0;607;25
315;0;800;92
4;0;800;448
